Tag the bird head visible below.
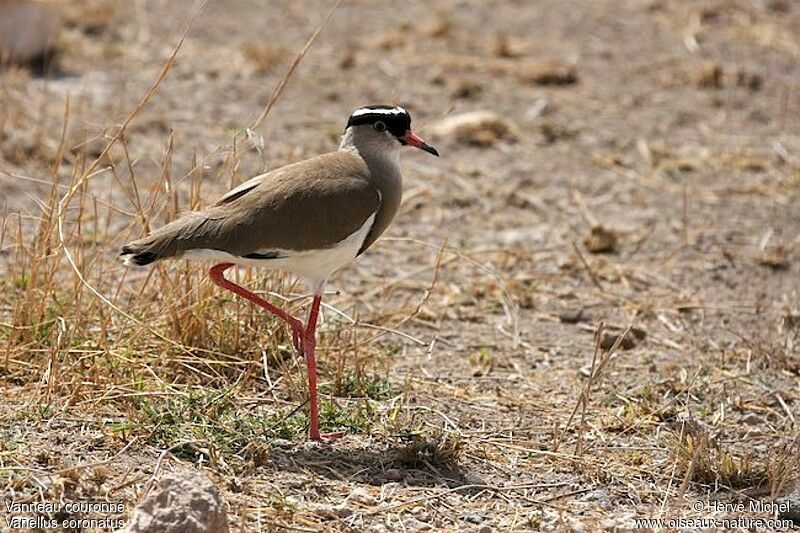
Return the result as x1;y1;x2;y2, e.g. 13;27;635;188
342;105;439;157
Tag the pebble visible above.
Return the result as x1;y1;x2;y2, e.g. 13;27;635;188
349;487;378;506
570;519;587;533
525;98;549;122
431;111;519;147
314;504;353;519
580;488;613;510
383;468;404;482
583;225;617;254
405;518;432;531
271;438;294;449
463;512;484;524
559;308;584;324
600;331;640;351
126;472;229;533
778;485;800;525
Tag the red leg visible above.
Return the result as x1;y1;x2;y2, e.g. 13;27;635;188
209;263;305;351
304;294;344;441
210;264;342;441
305;294;322;440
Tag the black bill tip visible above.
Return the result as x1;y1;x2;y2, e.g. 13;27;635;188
421;142;439;157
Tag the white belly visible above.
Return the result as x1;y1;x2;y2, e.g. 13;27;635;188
181;213;376;292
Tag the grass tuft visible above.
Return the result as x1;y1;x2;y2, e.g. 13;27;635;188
128;389;309;459
393;430;463;470
323;371;395;400
672;432;785;491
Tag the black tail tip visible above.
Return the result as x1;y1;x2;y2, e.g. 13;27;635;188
120;247;157;266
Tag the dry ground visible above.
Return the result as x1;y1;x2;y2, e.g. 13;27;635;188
2;0;800;531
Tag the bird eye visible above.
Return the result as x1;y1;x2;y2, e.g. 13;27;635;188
373;121;387;132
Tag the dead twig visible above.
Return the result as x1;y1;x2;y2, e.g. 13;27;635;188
57;437;139;476
572;240;605;293
553;322;631;454
249;0;344;131
676;433;708;500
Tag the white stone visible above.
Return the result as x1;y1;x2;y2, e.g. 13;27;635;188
348;487;378;506
431;111;519;146
124;471;229;533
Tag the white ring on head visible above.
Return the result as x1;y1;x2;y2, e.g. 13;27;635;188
351;106;407;118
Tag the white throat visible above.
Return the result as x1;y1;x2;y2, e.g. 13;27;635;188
339;128;401;169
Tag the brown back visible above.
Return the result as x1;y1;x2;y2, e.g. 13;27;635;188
125;151;381;260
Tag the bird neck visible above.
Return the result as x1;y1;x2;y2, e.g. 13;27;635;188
339;129;401;176
338;129;404;255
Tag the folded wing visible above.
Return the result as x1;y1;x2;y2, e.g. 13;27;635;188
121;152;380;265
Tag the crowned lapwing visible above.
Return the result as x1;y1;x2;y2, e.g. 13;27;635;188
121;105;438;440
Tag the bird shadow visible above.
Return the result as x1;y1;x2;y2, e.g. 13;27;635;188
269;436;486;490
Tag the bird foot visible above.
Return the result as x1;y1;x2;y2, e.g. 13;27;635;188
311;431;346;442
292;330;303;354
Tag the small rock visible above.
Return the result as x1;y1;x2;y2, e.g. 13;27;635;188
125;471;229;533
314;504;354;520
736;69;763;91
539;120;578;143
580;489;613;510
784;313;800;329
559;308;584;324
756;246;791;270
349;487;378;506
518;61;578;86
406;518;433;531
451;78;483;99
599;329;641;351
669;412;710;437
697;63;724;89
339;50;356;69
412;507;431;522
383;468;404;482
778;485;800;525
742;413;762;425
525;98;549;122
584;226;617;254
432;111;519;147
570;519;587;533
405;518;433;531
462;513;484;524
